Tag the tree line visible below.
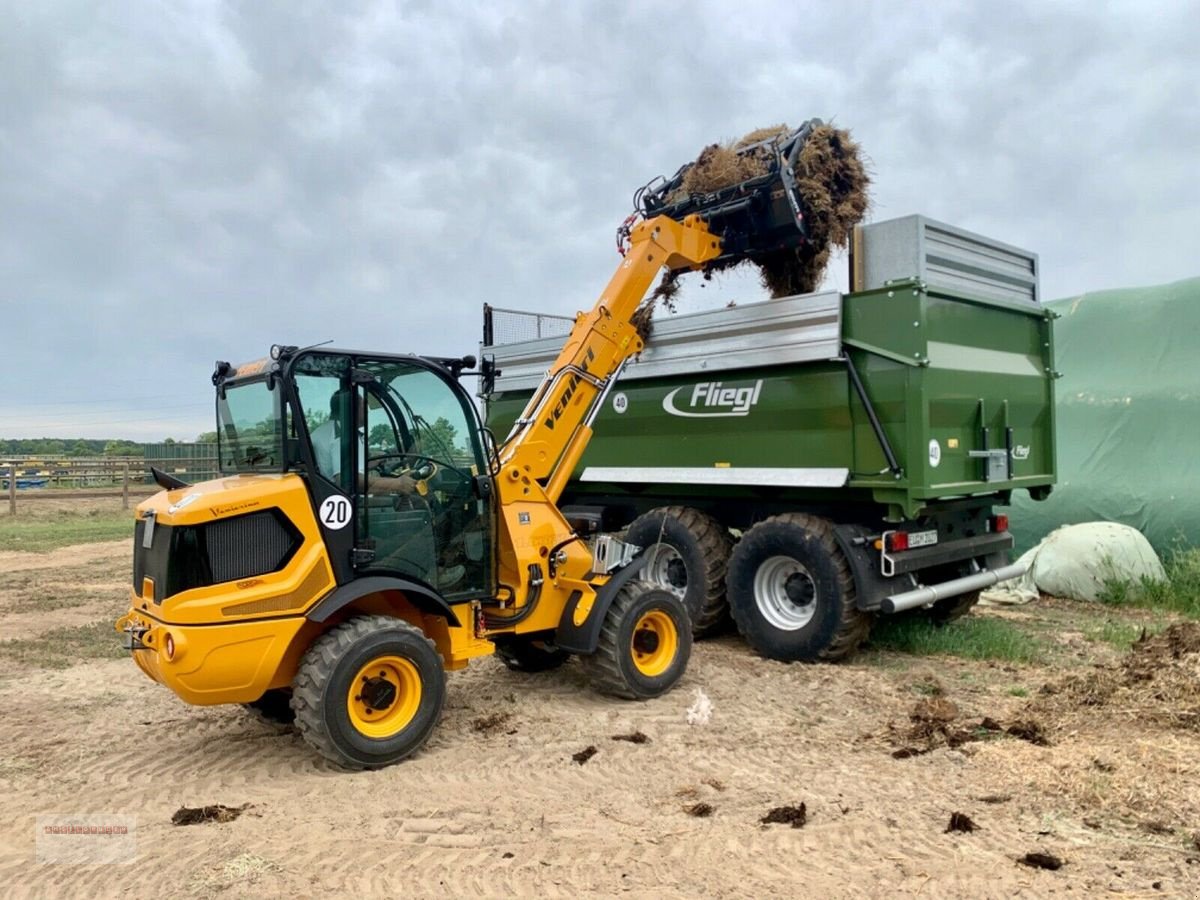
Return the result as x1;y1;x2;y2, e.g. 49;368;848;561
0;437;212;457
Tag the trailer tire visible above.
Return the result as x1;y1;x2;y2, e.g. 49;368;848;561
292;615;445;769
495;636;571;673
626;506;734;637
582;580;692;700
727;513;871;662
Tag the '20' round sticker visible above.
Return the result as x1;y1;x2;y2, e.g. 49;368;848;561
319;496;353;529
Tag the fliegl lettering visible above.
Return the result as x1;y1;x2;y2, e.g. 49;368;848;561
662;380;764;418
543;348;596;431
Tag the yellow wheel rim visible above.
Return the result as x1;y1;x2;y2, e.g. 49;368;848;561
631;610;679;677
347;656;422;739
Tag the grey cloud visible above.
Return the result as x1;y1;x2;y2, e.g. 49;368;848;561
1;0;1196;439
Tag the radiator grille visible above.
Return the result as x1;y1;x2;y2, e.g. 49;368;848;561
129;508;300;603
206;510;296;584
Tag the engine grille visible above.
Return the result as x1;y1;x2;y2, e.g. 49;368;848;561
132;509;300;603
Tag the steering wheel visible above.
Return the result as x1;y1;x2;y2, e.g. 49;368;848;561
366;453;468;495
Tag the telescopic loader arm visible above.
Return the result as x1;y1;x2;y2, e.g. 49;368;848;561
498;214;723;503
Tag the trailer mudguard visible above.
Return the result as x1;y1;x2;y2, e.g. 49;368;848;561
554;554;649;653
306;575;461;628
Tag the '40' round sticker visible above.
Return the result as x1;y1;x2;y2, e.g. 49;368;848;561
319;495;352;529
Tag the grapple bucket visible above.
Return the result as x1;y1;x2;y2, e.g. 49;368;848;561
633;119;823;267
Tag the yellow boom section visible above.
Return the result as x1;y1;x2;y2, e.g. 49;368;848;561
499;214;722;502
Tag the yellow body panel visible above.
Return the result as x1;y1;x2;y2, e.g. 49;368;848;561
117;607;316;704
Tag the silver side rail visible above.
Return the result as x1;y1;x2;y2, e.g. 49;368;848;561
880;559;1030;614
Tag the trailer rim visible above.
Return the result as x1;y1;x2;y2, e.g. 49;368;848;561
753;556;817;630
644;545;688;593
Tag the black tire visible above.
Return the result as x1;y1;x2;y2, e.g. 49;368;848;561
291;615;445;769
581;580;693;700
626;506;735;637
726;513;871;662
494;636;571;673
243;688;295;725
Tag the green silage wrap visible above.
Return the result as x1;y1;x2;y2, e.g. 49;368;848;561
1008;276;1200;554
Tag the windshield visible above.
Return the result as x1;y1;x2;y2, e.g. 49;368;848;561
217;379;283;473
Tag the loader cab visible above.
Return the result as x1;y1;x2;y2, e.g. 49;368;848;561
287;349;496;600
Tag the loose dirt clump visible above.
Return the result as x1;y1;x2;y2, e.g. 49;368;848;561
1005;719;1051;746
1031;623;1200;733
571;746;598;765
633;120;870;341
472;712;512;734
1017;852;1065;871
172;804;249;826
761;804;807;828
946;812;978;833
611;731;650;744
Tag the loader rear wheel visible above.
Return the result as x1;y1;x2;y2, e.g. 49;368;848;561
494;636;571;673
291;615;445;769
625;506;735;637
726;513;871;662
243;688;294;725
582;581;692;700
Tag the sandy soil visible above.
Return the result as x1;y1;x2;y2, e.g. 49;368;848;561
1;540;1198;898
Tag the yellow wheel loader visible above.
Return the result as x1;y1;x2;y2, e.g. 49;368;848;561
117;126;823;768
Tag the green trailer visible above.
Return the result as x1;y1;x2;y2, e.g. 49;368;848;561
481;215;1058;661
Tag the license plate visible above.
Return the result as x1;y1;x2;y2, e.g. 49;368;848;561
908;529;938;548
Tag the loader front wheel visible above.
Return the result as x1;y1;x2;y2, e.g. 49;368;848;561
292;615;445;769
727;513;871;662
582;581;692;700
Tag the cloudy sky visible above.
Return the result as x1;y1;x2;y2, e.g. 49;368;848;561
2;0;1197;441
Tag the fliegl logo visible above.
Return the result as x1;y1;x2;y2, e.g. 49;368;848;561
663;380;764;418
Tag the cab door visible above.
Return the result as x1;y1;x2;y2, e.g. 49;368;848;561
356;358;495;599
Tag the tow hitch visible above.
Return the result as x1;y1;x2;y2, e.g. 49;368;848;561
118;618;150;651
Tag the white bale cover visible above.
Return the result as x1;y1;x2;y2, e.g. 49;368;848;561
981;522;1166;605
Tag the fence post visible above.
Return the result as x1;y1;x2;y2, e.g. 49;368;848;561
7;465;14;516
123;461;130;510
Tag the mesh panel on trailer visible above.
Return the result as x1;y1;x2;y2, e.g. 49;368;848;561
484;306;574;347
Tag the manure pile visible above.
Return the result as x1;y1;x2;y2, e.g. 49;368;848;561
1034;622;1200;732
634;120;870;337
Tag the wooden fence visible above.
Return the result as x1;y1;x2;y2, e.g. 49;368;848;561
3;454;219;515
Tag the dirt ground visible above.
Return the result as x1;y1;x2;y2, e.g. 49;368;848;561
2;538;1199;898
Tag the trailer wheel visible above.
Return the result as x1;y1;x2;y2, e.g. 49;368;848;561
582;581;693;700
292;615;445;769
243;688;295;725
726;513;871;662
626;506;735;637
494;636;571;673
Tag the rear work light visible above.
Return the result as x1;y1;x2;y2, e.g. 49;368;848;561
992;514;1010;533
